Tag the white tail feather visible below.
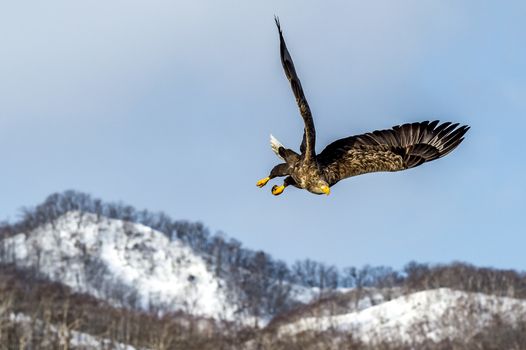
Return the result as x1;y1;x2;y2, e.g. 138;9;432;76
270;134;285;160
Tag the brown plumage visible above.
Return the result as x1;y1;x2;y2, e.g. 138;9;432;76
318;120;470;186
257;18;469;196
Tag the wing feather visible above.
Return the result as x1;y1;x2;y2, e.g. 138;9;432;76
318;121;470;185
275;17;316;160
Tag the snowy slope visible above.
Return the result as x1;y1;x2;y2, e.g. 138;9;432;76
9;313;138;350
1;211;235;320
290;285;355;305
279;288;526;344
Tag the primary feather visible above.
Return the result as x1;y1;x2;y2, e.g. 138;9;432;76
317;121;470;185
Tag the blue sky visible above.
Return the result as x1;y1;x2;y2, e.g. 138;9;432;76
1;1;525;270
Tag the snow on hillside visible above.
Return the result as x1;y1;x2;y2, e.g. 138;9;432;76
9;313;138;350
0;211;235;320
279;288;526;344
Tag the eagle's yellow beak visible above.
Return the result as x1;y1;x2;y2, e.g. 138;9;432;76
321;185;330;195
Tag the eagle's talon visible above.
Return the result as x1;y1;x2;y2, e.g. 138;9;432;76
256;177;270;188
272;185;285;196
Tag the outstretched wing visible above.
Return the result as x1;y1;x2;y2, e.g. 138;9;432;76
317;121;470;185
275;17;316;160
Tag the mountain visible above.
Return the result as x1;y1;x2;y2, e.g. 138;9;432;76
1;191;526;349
278;288;526;345
1;211;236;320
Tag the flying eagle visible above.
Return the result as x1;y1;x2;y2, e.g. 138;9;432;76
257;18;469;196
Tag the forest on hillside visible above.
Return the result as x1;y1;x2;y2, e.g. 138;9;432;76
1;191;526;349
1;262;526;349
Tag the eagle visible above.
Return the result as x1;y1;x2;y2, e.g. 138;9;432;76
257;18;469;196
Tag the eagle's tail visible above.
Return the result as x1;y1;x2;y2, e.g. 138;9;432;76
270;134;285;160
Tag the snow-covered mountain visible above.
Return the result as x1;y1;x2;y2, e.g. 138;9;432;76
1;211;235;320
1;207;525;348
279;288;526;345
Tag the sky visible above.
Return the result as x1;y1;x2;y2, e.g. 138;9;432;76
1;1;525;271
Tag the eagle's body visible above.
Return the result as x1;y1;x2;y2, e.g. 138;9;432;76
257;19;469;196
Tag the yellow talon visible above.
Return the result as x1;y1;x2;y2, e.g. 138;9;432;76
272;185;285;196
256;177;270;188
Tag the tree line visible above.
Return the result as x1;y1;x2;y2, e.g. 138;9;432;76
1;264;525;350
1;190;525;322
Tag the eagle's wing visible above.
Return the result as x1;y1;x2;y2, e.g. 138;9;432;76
317;121;470;186
275;17;316;160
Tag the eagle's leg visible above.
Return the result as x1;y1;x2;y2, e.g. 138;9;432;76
272;176;296;196
256;163;289;188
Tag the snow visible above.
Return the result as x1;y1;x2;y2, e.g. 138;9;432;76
69;330;139;350
1;211;236;320
8;312;138;350
290;285;322;304
279;288;526;344
290;285;355;305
